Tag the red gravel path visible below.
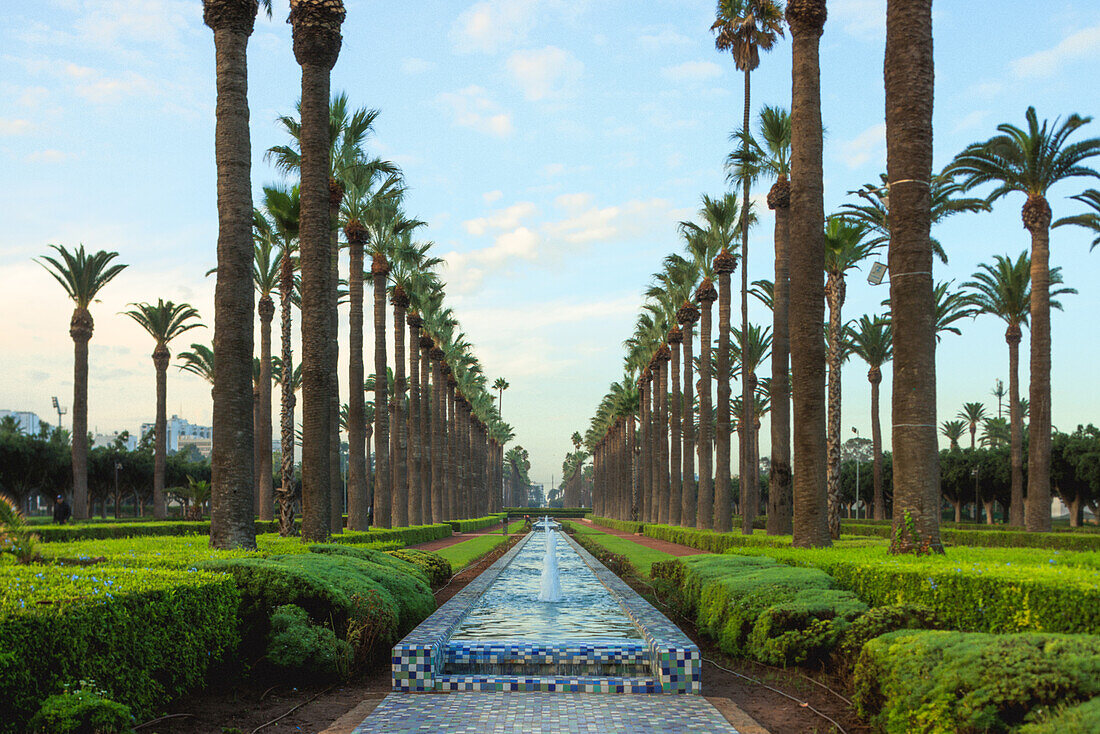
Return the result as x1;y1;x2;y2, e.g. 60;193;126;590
409;522;512;552
576;518;710;557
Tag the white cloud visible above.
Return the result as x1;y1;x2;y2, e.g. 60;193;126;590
401;57;436;75
828;0;886;40
1012;25;1100;79
840;123;885;169
483;190;503;203
542;198;683;245
506;46;584;101
437;86;514;137
441;226;542;293
638;28;693;50
451;0;541;53
543;163;566;177
25;149;72;163
463;202;538;236
554;193;592;211
0;118;32;136
660;61;722;83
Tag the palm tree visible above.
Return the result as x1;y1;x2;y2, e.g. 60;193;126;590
124;301;203;519
849;315;892;521
823;216;877;538
963;253;1075;526
494;377;510;418
178;343;216;387
729;106;793;536
940;420;965;451
957;403;987;451
948;106;1100;532
251;214;281;521
1055;189;1100;249
786;0;829;548
37;244;127;520
202;0;270;550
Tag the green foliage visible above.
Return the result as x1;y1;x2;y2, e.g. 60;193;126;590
0;566;239;734
644;523;791;552
564;521;675;576
265;604;350;682
35;519;291;543
447;514;506;533
0;494;39;562
434;526;522;571
332;523;451;548
506;507;589;518
591;517;646;534
309;543;429;585
833;604;943;676
854;631;1100;733
844;521;1100;551
1018;696;1100;733
386;549;452;588
29;680;134;734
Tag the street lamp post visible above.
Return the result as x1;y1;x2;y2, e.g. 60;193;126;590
971;467;980;523
114;461;122;517
851;427;860;519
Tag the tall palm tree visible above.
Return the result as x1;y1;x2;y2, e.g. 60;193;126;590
730;106;793;535
940;420;965;451
884;0;941;551
124;301;204;519
957;403;987;451
713;0;784;536
202;0;271;550
494;377;510;418
948;106;1100;532
251;214;281;521
786;0;829;548
849;315;892;521
1055;189;1100;250
263;184;300;532
37;244;127;520
681;194;740;531
823;216;877;538
963;253;1075;526
288;0;346;541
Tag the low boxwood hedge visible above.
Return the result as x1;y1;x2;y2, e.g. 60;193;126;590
506;507;589;518
855;630;1100;733
34;519;294;543
447;515;506;533
386;549;452;588
842;522;1100;551
0;566;239;734
333;523;451;547
644;524;792;552
591;517;646;534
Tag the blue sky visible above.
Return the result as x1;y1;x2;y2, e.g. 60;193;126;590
2;0;1099;488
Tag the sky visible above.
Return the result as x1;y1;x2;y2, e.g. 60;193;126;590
2;0;1100;489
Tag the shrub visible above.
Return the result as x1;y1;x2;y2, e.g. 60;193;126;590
832;604;942;678
591;517;645;534
746;591;867;666
506;507;588;518
310;544;429;586
28;681;134;734
854;631;1100;733
1018;696;1100;733
34;520;292;543
843;522;1100;551
332;523;451;548
447;515;506;533
265;604;351;682
644;524;791;552
386;549;452;588
0;566;239;734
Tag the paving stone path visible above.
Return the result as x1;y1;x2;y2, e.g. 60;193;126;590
351;692;739;733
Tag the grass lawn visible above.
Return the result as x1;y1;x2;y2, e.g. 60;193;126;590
435;521;527;571
562;520;677;576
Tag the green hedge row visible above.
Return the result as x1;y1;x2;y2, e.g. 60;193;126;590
855;631;1100;733
447;514;506;533
0;566;240;734
843;522;1100;550
591;517;646;534
331;523;451;547
644;523;791;552
505;507;590;518
34;519;295;543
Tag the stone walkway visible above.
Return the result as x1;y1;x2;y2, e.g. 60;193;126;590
576;518;710;557
350;692;740;733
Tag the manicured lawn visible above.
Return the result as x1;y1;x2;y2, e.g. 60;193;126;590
435;521;527;570
562;521;677;576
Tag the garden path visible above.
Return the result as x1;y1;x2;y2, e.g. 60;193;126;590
576;518;712;557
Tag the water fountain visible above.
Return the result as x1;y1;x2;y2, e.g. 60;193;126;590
538;517;563;603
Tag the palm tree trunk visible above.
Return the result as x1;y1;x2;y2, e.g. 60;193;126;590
669;330;683;526
680;311;698;527
740;65;754;537
697;285;716;529
639;380;649;522
870;368;885;520
715;258;735;534
1007;326;1025;526
153;348;169;519
886;0;941;552
446;374;458;519
658;350;671;523
328;209;342;534
430;348;445;522
346;231;368;530
629;415;638;520
1025;208;1053;532
419;334;432;522
278;251;296;535
407;314;422;525
768;181;793;535
787;0;830;548
393;296;409;527
825;275;844;540
258;296;274;521
371;254;391;527
207;9;258;549
253;384;261;516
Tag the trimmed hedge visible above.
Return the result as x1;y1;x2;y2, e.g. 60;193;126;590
591;517;646;534
35;519;294;542
652;555;867;667
645;523;792;552
506;507;589;518
1019;696;1100;733
0;566;240;734
855;631;1100;733
447;514;506;533
843;522;1100;551
386;549;452;588
333;523;451;547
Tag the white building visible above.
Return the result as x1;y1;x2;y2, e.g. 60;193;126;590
140;415;213;454
0;410;42;435
91;431;139;451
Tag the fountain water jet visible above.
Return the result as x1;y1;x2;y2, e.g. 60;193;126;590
538;517;562;602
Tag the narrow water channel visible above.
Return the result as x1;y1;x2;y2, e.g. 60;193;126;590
448;533;642;641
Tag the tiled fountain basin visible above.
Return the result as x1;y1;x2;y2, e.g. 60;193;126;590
391;531;701;694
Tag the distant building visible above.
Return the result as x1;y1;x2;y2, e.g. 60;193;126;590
140;415;213;455
91;431;139;451
0;410;42;435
